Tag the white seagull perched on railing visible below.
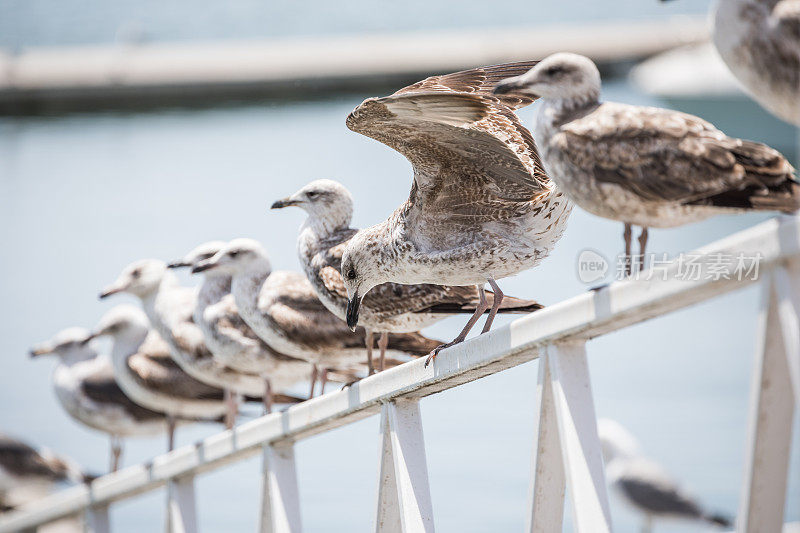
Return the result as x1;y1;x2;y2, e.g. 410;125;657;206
662;0;800;126
271;179;543;374
30;327;168;471
169;241;320;411
83;305;230;450
338;62;572;365
597;419;732;532
494;53;798;272
100;258;268;426
192;238;442;390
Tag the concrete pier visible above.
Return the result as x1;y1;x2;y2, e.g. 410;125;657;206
0;17;707;114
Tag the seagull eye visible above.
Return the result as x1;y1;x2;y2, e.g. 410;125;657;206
546;66;564;76
228;251;239;258
131;269;141;279
306;191;318;199
346;269;356;280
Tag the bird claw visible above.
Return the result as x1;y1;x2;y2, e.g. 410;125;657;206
424;340;461;368
340;378;362;390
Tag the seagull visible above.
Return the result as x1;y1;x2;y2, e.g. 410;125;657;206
83;305;230;451
272;179;544;373
30;327;167;471
597;419;732;532
663;0;799;126
494;53;798;273
338;62;572;365
100;258;268;426
0;433;90;511
192;238;442;385
169;241;317;411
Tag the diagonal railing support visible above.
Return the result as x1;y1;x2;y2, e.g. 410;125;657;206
527;342;611;533
738;269;798;532
374;400;434;533
259;442;302;533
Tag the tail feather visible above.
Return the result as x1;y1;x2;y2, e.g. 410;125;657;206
425;291;543;315
705;513;732;528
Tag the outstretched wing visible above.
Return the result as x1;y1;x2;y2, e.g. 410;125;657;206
555;102;798;210
346;62;550;245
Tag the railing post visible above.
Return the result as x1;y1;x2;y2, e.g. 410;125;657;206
738;271;797;532
166;476;197;533
374;399;434;533
526;353;565;532
259;442;302;533
85;506;110;533
527;342;611;533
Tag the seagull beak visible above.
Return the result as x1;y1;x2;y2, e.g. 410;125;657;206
191;259;215;274
167;260;190;269
493;77;526;95
29;342;54;358
345;295;360;332
99;284;124;299
271;197;299;210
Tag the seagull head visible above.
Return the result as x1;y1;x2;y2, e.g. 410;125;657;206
192;238;271;277
100;259;168;300
341;228;388;331
597;418;642;464
272;179;354;233
168;240;227;270
29;327;97;362
493;53;601;102
88;305;150;343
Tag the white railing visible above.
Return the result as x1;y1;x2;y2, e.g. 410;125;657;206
2;217;799;533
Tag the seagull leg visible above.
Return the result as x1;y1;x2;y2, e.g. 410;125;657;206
263;377;273;414
110;436;122;472
365;329;375;375
167;415;176;452
481;277;503;334
319;368;329;394
623;223;633;277
223;389;236;429
309;364;318;398
641;515;653;533
378;332;389;372
638;227;649;272
425;284;489;367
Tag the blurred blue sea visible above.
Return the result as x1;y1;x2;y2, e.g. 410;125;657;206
1;1;798;531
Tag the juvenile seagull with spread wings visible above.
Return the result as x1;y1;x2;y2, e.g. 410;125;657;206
495;53;798;271
663;0;799;125
339;62;571;364
193;238;441;384
100;259;267;426
272;179;543;373
30;327;167;471
83;306;229;450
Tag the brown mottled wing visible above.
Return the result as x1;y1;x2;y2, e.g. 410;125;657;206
393;61;540;110
557;102;798;209
347;91;548;246
128;332;225;401
0;435;68;480
80;368;164;421
775;0;800;41
264;271;368;351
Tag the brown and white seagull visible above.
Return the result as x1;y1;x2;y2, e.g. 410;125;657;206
271;179;543;373
338;62;572;364
664;0;799;125
30;327;167;471
494;53;798;271
192;238;442;387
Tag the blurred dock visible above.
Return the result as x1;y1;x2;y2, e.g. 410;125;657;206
0;17;708;114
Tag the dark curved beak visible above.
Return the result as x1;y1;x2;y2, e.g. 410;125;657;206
167;260;190;269
493;78;524;95
345;296;360;332
99;285;123;299
29;343;53;358
271;197;298;210
191;260;214;274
